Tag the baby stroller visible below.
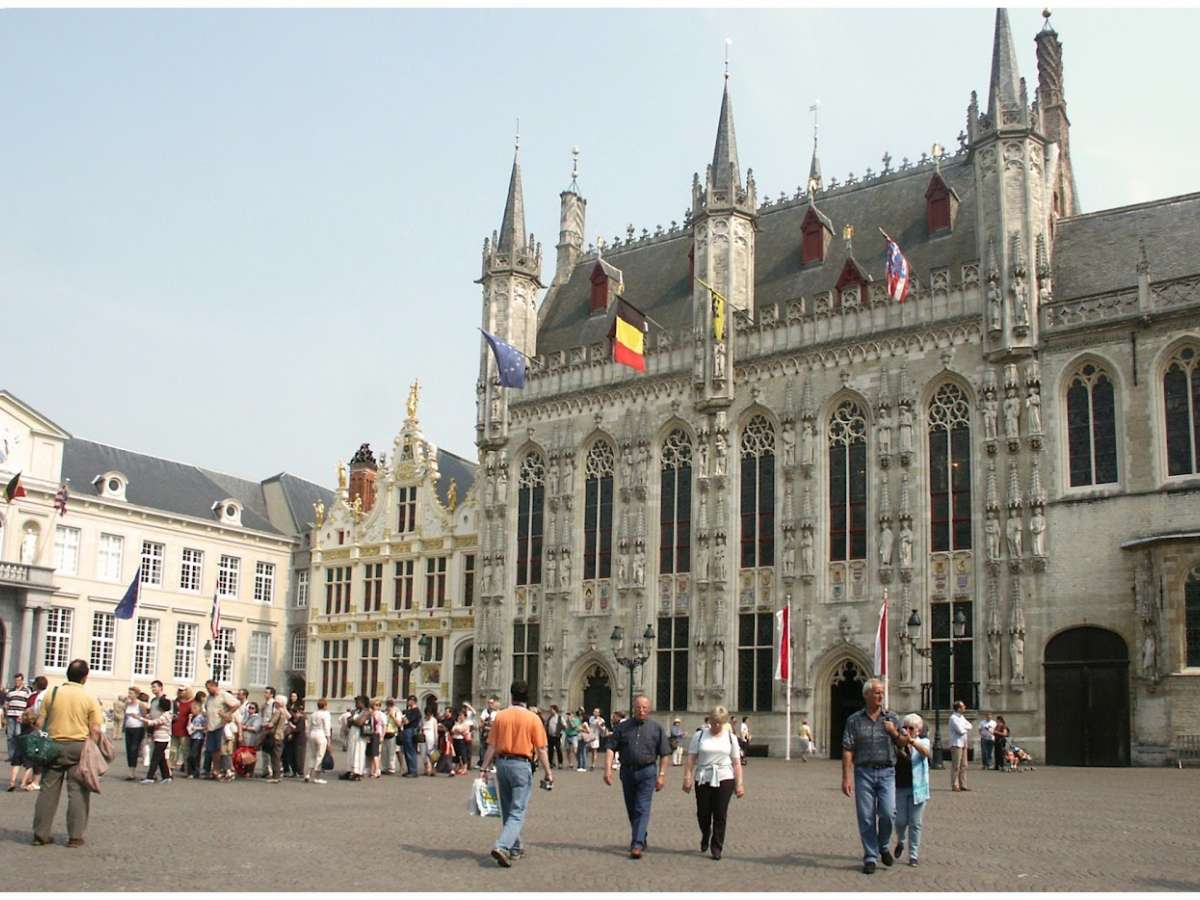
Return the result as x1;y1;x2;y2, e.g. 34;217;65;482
233;745;259;779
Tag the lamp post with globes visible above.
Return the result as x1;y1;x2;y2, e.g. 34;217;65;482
610;624;656;711
905;607;966;770
391;634;431;699
203;639;236;683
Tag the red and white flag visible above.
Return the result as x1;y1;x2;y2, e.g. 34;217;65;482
774;603;791;681
873;591;889;678
210;592;222;641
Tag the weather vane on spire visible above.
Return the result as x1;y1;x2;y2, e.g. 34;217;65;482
724;38;732;80
809;98;821;149
514;117;520;157
569;145;580;192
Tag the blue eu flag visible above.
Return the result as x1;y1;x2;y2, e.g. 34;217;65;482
114;567;141;619
481;329;527;389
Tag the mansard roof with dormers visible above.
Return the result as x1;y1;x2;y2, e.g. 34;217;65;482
535;155;979;356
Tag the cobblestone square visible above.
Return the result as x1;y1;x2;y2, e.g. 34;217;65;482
2;757;1198;891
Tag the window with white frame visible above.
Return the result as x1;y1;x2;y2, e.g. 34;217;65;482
180;547;203;592
253;561;275;603
213;627;236;684
291;630;307;671
462;554;476;608
425;557;447;608
393;560;415;611
133;617;159;677
89;611;116;674
54;526;81;575
248;632;271;686
140;540;164;586
398;486;417;533
97;533;124;581
43;607;73;669
1162;344;1200;477
173;622;198;681
218;555;240;599
295;569;309;608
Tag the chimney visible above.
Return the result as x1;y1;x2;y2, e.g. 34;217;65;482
348;443;378;512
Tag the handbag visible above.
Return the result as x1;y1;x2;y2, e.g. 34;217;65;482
20;686;61;768
321;748;335;771
469;776;501;817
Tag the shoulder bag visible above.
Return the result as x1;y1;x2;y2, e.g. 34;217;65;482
20;686;62;767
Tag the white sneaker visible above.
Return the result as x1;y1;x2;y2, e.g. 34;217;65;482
313;778;327;784
162;778;174;785
140;778;155;784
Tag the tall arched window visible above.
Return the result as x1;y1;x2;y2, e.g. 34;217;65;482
1186;566;1200;668
1066;362;1118;487
659;430;692;574
829;400;868;561
1163;345;1200;477
928;384;973;551
516;452;545;586
583;441;615;580
740;416;776;569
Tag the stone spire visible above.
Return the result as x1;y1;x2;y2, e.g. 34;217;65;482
807;99;823;193
987;8;1023;123
710;76;742;194
497;142;527;255
1036;7;1079;216
552;146;587;287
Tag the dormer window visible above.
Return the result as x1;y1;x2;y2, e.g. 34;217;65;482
93;471;128;502
925;173;960;235
801;205;834;265
588;259;624;314
213;499;243;527
834;258;872;310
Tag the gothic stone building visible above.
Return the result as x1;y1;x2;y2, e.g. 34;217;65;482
472;10;1200;765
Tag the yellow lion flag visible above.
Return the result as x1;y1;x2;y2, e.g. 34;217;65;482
697;277;727;341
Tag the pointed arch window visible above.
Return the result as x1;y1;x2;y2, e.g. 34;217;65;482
1163;345;1200;477
829;400;868;561
928;384;973;552
740;416;776;569
1186;566;1200;668
660;430;693;574
516;453;545;586
583;441;615;580
1066;363;1118;487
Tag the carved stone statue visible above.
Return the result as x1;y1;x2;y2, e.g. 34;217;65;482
987;628;1001;681
800;528;814;575
1029;506;1046;556
633;546;646;586
496;467;509;505
406;380;421;419
1025;385;1042;434
879;522;895;567
782;422;797;467
446;479;458;512
1009;629;1025;680
636;442;650;489
899;636;912;683
898;405;913;454
485;475;496;507
713;538;727;582
713;432;728;477
617;551;628;585
547;458;560;497
313;500;325;526
987;279;1003;331
482;556;493;594
1141;626;1157;677
985;510;1002;561
1003;388;1021;440
559;548;572;590
697;538;710;582
622;444;635;487
562;454;574;495
898;522;914;568
713;340;727;380
1006;512;1023;558
800;420;815;467
352;495;363;524
490;392;502;425
337;460;348;492
982;394;999;441
877;408;893;456
783;538;796;577
545;552;557;590
1013;281;1030;327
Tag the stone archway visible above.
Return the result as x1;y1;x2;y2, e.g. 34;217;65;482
452;641;474;709
812;645;873;760
1044;626;1130;766
569;656;616;720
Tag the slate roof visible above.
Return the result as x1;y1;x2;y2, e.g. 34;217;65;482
267;472;338;536
435;449;477;507
537;158;978;356
1052;192;1200;300
61;438;332;538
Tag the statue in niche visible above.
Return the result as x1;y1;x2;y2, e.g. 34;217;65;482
490;391;502;425
987;627;1001;681
713;537;727;582
621;443;635;487
898;405;913;454
1013;280;1030;328
545;552;557;589
485;475;496;507
1141;625;1157;677
562;455;574;495
713;432;729;477
634;545;646;586
877;408;893;456
782;422;797;467
802;420;817;467
1025;385;1042;434
1009;629;1025;680
1006;512;1023;558
636;442;650;488
713;340;727;380
899;636;912;683
898;522;914;568
985;510;1002;561
497;467;510;505
547;457;560;497
799;528;814;575
617;551;628;585
987;279;1003;331
698;491;708;529
982;394;999;441
697;439;709;478
1003;387;1021;440
559;548;572;590
482;556;493;594
1029;506;1046;556
783;538;796;577
697;538;710;582
879;522;895;567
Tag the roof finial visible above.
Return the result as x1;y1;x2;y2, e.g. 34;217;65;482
514;117;520;158
724;37;732;81
807;98;823;194
569;144;580;193
932;142;945;174
1041;7;1054;32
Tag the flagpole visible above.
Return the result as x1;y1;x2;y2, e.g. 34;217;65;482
785;596;793;762
882;588;890;711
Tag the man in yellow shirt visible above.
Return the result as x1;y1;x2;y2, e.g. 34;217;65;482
32;659;103;847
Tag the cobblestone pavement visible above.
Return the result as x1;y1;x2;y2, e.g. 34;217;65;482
2;753;1198;891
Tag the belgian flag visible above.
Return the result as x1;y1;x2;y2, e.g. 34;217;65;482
610;298;648;372
4;471;27;503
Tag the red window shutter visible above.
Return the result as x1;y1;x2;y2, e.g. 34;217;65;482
590;263;608;313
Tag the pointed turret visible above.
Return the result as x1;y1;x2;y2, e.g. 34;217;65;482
987;8;1023;123
711;78;742;194
1036;8;1079;216
552;146;587;287
497;151;527;254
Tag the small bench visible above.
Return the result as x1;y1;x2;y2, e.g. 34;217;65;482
1175;734;1200;769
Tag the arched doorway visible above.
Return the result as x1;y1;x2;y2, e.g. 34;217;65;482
582;666;612;721
1044;627;1130;766
828;659;867;759
287;674;305;700
452;642;474;709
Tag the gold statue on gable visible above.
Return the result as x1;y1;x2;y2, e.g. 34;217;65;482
446;479;458;512
406;380;421;420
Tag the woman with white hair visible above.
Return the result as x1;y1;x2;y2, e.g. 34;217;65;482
682;705;745;861
894;712;932;867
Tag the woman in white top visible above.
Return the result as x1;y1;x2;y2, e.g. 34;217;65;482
682;705;745;861
306;698;333;784
421;707;439;776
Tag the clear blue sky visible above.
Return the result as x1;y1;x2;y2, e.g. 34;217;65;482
4;7;1197;488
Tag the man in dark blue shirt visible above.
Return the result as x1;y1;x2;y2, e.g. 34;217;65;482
604;695;671;859
841;678;902;874
400;695;422;777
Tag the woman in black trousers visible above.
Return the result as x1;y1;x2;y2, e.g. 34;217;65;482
682;706;745;860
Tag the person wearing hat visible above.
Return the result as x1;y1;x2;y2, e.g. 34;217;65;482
670;718;686;767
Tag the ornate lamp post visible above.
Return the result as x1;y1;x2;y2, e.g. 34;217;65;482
610;623;656;711
906;607;966;770
392;634;431;698
203;639;235;682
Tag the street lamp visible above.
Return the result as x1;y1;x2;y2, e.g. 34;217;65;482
610;623;655;711
391;634;431;698
906;607;966;770
203;639;235;681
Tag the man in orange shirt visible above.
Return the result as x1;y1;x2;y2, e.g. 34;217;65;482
480;680;553;867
